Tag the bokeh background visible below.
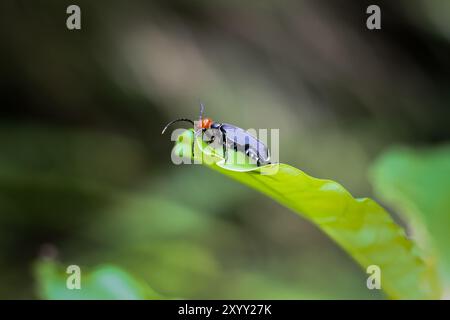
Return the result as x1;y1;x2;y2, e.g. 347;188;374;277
1;0;449;299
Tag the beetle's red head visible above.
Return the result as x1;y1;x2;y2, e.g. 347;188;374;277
200;118;213;129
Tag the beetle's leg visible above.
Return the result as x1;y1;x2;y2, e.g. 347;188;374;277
222;135;228;163
192;129;203;162
244;144;250;165
245;147;261;166
219;127;228;163
204;129;215;144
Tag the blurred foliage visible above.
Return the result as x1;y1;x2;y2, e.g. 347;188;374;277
172;129;441;299
371;145;450;288
0;0;449;299
35;258;161;299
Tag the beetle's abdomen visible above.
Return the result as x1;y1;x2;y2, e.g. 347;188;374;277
220;124;270;164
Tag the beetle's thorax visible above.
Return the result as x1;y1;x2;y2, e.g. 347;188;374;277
200;118;213;129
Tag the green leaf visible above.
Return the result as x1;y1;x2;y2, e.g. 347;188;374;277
371;145;450;285
34;259;161;300
170;129;441;299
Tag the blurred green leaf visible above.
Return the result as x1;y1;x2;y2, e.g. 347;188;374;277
34;259;161;300
170;129;441;299
79;194;223;298
371;145;450;284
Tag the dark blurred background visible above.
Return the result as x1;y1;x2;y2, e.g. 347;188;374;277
0;0;449;299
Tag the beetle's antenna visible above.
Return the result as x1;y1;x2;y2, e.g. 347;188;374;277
199;103;205;122
161;118;195;134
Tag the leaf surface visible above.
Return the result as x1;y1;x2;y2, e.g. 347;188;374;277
170;129;441;299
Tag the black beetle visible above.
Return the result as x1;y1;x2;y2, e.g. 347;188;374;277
162;104;271;166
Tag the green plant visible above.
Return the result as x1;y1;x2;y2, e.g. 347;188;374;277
34;258;161;300
371;145;450;288
171;129;441;299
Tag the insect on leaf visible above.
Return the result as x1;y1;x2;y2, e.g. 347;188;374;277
170;129;441;299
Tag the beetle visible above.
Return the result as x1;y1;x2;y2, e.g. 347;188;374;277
161;104;271;166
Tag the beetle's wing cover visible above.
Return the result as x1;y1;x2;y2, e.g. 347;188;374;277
221;123;270;161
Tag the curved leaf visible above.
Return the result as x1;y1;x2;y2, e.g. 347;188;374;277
34;259;161;300
169;129;441;299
